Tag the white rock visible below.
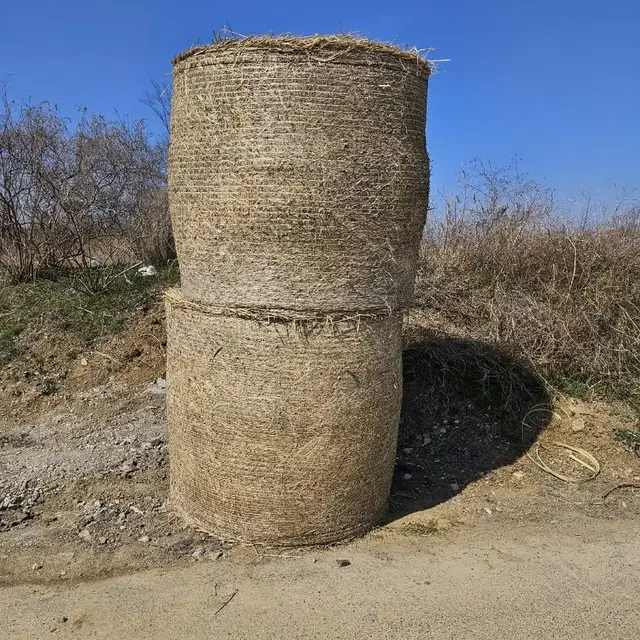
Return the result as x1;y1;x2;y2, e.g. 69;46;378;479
571;418;586;432
120;462;137;475
147;378;167;395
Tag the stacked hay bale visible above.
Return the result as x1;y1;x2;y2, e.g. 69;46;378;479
167;36;431;545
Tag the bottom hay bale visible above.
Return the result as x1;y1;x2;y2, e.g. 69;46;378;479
166;290;402;546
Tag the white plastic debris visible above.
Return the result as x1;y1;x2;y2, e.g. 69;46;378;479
137;265;158;277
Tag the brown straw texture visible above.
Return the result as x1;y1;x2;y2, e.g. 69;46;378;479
165;289;403;545
169;35;430;312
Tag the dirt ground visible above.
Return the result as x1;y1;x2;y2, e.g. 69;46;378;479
1;304;640;637
4;518;639;639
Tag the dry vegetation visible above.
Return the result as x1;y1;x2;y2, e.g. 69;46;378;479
0;86;638;417
0;86;172;292
415;159;640;412
1;88;640;593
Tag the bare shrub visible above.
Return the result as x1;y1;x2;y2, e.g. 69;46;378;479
142;78;171;139
0;92;65;281
135;79;175;266
0;86;171;290
126;186;174;265
417;159;640;406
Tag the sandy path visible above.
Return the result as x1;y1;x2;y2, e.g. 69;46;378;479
3;519;639;639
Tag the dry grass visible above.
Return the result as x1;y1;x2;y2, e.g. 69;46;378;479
166;288;403;545
415;161;640;411
173;33;432;75
170;33;428;312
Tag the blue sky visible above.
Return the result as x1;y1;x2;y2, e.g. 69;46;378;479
1;0;638;206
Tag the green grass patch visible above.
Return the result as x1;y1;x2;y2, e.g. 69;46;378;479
616;428;640;455
0;266;179;366
401;520;441;536
550;377;591;401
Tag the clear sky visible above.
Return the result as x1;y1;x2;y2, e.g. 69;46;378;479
1;1;638;206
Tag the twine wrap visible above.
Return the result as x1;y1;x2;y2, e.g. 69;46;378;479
165;289;403;545
169;36;430;312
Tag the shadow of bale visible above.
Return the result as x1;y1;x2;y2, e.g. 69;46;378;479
388;329;552;520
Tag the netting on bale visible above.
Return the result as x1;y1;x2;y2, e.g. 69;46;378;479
165;289;403;545
169;35;431;312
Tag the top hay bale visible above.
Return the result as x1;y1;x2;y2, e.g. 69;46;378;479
170;35;431;312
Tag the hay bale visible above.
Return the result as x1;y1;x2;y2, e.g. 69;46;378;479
169;35;431;312
165;289;402;545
